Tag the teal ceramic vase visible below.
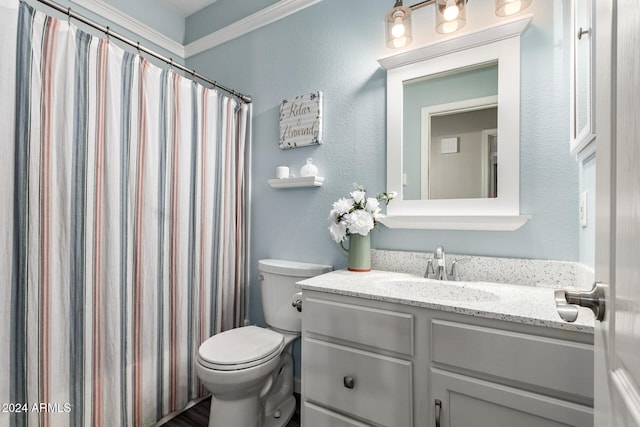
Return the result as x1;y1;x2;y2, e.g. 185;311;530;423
347;233;371;272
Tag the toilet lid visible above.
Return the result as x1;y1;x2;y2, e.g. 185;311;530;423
198;326;284;371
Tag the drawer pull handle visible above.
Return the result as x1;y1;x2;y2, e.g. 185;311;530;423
343;376;355;389
435;399;442;427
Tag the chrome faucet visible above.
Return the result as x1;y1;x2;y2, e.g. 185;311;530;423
424;245;459;281
434;245;447;280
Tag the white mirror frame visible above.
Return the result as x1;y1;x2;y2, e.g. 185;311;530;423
378;16;532;231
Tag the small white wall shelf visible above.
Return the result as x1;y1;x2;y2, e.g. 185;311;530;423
268;176;324;188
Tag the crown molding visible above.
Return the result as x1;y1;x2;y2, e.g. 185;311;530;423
71;0;185;57
68;0;321;60
184;0;321;58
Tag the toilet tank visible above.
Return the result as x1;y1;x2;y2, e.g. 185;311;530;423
258;259;332;333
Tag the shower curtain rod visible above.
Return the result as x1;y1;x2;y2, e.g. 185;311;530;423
34;0;253;104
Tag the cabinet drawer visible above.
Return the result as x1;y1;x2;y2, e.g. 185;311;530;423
431;368;593;427
304;296;414;355
302;337;413;427
431;320;593;400
303;401;371;427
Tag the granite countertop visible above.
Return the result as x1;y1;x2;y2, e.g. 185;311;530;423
297;269;595;334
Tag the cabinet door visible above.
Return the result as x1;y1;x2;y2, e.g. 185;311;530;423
430;369;593;427
570;0;595;155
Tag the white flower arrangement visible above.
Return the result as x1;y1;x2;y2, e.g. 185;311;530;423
327;184;397;243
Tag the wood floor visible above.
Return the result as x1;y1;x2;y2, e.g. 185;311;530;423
159;395;301;427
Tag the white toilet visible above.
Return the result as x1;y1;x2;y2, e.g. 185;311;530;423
195;259;332;427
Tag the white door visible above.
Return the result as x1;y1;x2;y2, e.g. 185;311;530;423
594;0;640;425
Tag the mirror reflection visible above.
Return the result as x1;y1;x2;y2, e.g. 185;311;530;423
428;106;497;199
402;62;499;200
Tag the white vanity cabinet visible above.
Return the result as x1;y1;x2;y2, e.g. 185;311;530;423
430;319;594;427
301;290;594;427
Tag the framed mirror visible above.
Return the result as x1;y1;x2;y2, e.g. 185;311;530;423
378;17;531;230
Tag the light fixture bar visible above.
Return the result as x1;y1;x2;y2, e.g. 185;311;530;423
408;0;436;10
385;0;481;49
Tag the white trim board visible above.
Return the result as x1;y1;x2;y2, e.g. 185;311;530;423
71;0;185;57
378;14;532;70
184;0;321;58
69;0;322;60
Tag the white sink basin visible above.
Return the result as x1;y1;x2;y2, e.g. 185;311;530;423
373;278;500;302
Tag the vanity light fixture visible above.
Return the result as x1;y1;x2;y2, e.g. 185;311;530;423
385;0;413;48
385;0;532;48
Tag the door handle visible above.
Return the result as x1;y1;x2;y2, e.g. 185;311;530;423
435;399;442;427
555;282;606;322
577;27;591;40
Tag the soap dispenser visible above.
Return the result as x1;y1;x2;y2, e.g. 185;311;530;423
300;158;319;177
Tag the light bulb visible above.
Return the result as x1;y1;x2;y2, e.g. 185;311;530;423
440;20;460;33
393;36;408;48
496;0;531;17
443;3;459;21
391;16;406;37
386;3;412;49
436;0;465;34
503;0;522;15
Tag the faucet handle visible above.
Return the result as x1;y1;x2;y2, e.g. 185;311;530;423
449;261;459;281
424;259;435;278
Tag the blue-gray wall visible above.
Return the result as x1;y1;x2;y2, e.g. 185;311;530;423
186;0;578;329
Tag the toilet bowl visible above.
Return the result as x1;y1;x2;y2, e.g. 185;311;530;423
195;259;332;427
195;326;289;427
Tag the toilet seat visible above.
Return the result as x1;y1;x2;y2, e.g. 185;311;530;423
198;326;285;371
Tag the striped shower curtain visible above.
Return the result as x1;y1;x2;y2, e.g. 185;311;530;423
0;1;251;426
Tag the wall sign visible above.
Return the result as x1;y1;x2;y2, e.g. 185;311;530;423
279;91;323;149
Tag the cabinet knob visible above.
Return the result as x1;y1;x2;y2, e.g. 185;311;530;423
343;376;355;389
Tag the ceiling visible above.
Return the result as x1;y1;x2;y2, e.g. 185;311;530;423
160;0;218;16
